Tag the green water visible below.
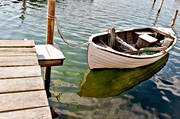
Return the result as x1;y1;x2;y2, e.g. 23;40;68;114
0;0;180;119
78;54;169;98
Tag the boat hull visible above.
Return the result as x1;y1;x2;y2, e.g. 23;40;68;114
87;27;177;69
88;43;167;69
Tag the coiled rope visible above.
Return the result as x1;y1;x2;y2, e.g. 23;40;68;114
48;15;89;48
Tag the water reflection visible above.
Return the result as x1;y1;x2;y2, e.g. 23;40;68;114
19;0;26;22
0;0;179;118
78;54;169;98
151;0;156;9
175;0;180;4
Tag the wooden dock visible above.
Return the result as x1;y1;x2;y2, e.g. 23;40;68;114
0;40;52;119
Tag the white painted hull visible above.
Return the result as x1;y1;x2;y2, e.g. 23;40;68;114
88;43;166;69
87;27;177;69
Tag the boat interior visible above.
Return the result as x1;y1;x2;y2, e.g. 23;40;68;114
92;28;175;55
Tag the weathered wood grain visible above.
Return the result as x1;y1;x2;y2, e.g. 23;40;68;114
35;45;65;67
0;77;44;93
0;107;52;119
108;27;116;48
0;40;35;48
170;10;178;28
0;90;48;112
46;0;55;44
35;45;65;60
0;40;52;118
0;66;41;79
0;55;38;66
127;32;134;44
39;59;64;67
162;37;174;47
118;32;125;40
46;45;65;59
0;48;36;56
116;36;137;51
139;34;158;43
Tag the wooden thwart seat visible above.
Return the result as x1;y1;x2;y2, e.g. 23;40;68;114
35;44;65;67
138;34;158;43
136;34;158;48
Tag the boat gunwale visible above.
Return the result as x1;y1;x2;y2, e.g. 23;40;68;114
88;27;177;59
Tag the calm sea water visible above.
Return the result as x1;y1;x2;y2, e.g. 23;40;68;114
0;0;179;119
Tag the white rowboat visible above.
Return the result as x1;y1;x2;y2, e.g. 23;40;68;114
87;27;177;69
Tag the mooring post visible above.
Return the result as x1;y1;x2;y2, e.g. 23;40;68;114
156;0;164;16
46;0;55;44
45;0;56;97
170;10;178;28
23;0;26;8
153;0;165;25
152;0;156;8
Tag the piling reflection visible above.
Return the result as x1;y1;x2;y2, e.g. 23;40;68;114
78;54;169;98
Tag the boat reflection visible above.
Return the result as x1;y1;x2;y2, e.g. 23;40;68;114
78;54;169;98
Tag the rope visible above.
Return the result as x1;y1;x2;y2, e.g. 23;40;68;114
48;15;89;48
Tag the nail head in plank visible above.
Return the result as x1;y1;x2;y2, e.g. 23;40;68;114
0;77;44;94
0;55;39;67
0;40;35;48
0;107;52;119
0;90;48;112
0;66;41;79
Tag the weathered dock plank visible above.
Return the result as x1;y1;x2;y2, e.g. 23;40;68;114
0;40;34;48
0;77;44;93
0;40;52;118
0;48;36;56
0;55;38;66
0;66;41;79
0;90;48;112
0;107;52;119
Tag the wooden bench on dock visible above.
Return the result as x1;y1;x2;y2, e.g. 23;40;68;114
35;44;65;67
0;40;52;119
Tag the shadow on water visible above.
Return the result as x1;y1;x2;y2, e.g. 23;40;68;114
19;0;26;22
78;54;169;98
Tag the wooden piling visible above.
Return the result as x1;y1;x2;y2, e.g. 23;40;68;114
23;0;26;8
156;0;164;15
170;10;178;28
46;0;55;44
45;66;52;97
153;0;164;25
45;0;56;97
152;0;156;8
